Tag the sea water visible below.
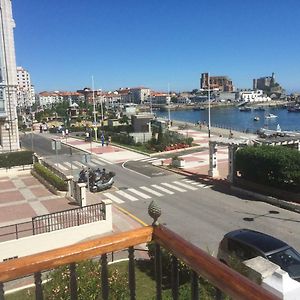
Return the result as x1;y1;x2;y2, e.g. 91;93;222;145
155;106;300;133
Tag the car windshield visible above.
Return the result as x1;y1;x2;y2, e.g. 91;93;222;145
267;247;300;279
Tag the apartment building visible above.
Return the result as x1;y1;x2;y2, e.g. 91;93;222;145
16;66;35;108
200;73;234;92
129;87;151;104
0;0;20;151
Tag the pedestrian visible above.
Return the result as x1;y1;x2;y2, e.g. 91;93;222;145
65;128;69;137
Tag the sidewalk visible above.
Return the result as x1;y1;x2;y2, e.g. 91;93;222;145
0;169;145;241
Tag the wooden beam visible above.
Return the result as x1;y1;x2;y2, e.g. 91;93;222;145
0;226;153;282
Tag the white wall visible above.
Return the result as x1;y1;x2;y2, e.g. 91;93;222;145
0;200;112;261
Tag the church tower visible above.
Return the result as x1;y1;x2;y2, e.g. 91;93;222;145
0;0;19;152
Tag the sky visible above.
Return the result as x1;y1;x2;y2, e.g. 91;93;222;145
12;0;300;93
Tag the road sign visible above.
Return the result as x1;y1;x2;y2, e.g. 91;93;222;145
51;140;61;150
82;154;91;164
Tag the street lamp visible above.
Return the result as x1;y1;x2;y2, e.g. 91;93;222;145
92;76;98;141
207;73;211;138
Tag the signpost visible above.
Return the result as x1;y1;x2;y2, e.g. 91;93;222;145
82;154;91;189
51;139;61;166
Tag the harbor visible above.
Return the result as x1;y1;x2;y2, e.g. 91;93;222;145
155;104;300;134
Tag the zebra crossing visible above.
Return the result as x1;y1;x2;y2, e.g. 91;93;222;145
55;158;107;172
136;157;163;165
102;178;213;204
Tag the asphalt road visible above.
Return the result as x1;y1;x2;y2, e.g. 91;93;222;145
21;133;300;255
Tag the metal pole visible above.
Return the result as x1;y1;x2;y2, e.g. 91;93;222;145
208;73;211;138
92;76;97;141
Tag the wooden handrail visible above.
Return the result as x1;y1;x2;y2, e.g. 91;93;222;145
0;226;153;282
153;225;280;300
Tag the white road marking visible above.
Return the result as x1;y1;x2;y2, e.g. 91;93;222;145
73;161;85;168
88;161;98;168
127;188;151;199
92;159;105;166
203;185;213;189
103;192;124;204
140;186;163;197
57;163;68;171
161;183;186;192
151;185;174;195
173;181;198;190
116;190;139;201
182;179;199;185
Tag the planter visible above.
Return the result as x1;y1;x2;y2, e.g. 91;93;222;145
172;159;185;168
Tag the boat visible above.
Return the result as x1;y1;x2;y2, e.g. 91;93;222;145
253;116;260;121
253;106;265;111
288;105;300;112
239;106;251;112
193;106;205;111
265;113;277;119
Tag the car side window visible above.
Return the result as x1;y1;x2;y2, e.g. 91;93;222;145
228;240;259;260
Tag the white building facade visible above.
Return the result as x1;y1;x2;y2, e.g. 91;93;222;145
16;66;35;108
38;92;62;108
239;90;271;102
0;0;19;151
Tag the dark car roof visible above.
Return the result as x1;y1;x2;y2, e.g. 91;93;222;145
225;229;289;254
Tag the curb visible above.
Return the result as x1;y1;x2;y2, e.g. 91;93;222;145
231;186;300;214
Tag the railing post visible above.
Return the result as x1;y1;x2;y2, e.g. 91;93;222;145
155;243;162;300
148;200;162;300
191;271;199;300
128;246;136;300
171;256;179;300
215;287;224;300
69;263;78;300
15;224;18;239
0;282;4;300
34;271;43;300
32;218;35;235
101;254;109;300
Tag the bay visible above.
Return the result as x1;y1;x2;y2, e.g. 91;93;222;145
155;106;300;133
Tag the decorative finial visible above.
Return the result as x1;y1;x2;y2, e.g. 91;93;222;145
148;200;161;226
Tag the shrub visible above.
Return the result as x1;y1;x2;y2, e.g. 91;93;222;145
0;150;33;168
44;260;129;300
147;242;190;285
33;163;68;191
235;145;300;192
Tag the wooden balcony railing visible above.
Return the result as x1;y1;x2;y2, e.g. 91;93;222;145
0;223;280;300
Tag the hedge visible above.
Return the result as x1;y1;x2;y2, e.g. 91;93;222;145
235;145;300;192
33;163;68;191
0;151;33;168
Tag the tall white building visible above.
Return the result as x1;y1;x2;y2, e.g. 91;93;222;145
0;0;19;151
16;66;35;108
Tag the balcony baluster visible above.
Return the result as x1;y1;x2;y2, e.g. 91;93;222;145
191;271;199;300
0;282;4;300
171;255;179;300
128;246;136;300
34;271;43;300
155;243;162;300
69;263;78;300
101;253;109;300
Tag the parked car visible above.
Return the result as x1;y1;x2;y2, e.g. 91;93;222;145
217;229;300;281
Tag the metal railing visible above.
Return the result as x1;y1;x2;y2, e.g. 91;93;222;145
0;225;280;300
32;203;105;235
0;203;105;242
